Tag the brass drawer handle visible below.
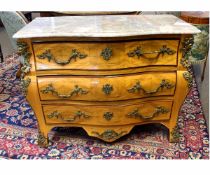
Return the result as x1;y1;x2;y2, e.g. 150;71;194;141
127;106;169;120
47;110;90;122
101;47;112;61
128;79;174;95
41;84;88;98
37;49;87;65
127;45;176;58
92;130;127;141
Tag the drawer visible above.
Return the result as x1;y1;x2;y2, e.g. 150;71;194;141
38;72;176;101
43;100;173;125
33;40;179;71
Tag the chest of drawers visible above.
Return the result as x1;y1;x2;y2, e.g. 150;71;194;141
13;15;200;146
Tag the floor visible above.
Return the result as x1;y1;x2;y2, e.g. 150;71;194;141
0;19;209;129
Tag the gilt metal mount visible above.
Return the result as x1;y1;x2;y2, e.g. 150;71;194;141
20;78;31;96
17;41;32;96
41;84;88;98
17;42;32;78
47;110;90;122
127;106;169;120
183;72;193;88
38;131;49;147
92;130;127;141
102;84;113;95
37;49;87;65
127;45;176;58
101;48;112;61
103;112;113;121
128;79;174;95
180;37;194;70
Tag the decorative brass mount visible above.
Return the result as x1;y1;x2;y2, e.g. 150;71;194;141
103;112;113;121
20;78;31;96
47;110;90;122
127;45;176;58
101;48;112;61
41;84;88;98
128;79;174;95
17;41;32;96
38;131;49;147
180;37;194;69
183;72;193;88
92;130;127;141
102;84;113;95
17;42;32;77
37;49;87;65
127;106;169;120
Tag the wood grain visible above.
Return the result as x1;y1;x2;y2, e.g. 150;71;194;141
38;72;176;101
18;33;192;144
33;40;179;70
43;100;173;125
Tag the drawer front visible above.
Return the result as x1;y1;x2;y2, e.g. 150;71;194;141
38;72;176;101
43;100;173;125
33;40;179;71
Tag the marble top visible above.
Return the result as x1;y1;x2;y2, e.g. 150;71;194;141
13;15;200;39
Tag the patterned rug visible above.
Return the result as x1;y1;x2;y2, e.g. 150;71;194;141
0;55;209;159
0;53;19;75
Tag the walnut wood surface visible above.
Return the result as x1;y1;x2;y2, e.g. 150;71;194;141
43;100;173;125
20;32;192;144
38;72;176;101
180;11;209;24
33;40;179;70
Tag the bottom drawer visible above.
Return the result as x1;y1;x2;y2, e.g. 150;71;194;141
43;100;173;125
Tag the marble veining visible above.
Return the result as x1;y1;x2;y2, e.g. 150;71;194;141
13;15;200;39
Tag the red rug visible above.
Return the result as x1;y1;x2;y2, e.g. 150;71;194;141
0;55;209;159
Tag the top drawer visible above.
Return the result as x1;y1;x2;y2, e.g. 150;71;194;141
33;40;179;71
